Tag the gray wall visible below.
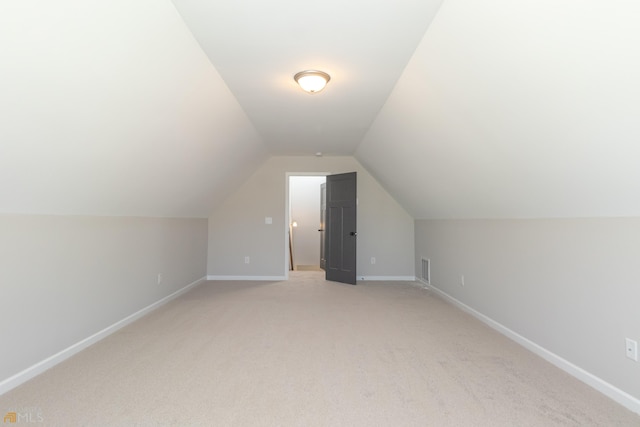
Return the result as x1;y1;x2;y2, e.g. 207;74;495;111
0;214;207;384
415;218;640;402
208;156;415;279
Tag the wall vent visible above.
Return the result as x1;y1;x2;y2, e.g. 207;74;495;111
421;258;430;284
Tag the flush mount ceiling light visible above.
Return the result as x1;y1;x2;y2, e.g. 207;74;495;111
294;70;331;94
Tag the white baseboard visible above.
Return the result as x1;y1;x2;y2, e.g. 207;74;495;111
206;275;287;281
207;275;416;282
418;279;640;416
358;276;416;281
0;276;206;396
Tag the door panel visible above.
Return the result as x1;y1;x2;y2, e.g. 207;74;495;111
325;172;357;285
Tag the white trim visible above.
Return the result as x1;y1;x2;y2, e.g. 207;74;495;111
206;275;287;281
208;275;417;282
0;276;206;396
419;279;640;416
358;276;417;281
285;172;330;279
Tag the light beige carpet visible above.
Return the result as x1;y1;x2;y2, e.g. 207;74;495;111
1;271;638;426
294;265;323;271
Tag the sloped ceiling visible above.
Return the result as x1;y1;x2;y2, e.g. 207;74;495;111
3;1;640;219
171;0;443;155
0;1;267;218
357;0;640;219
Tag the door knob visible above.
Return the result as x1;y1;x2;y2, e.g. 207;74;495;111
350;231;357;236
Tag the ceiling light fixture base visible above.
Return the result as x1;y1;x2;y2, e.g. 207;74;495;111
294;70;331;94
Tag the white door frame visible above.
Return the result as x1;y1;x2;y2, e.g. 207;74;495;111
284;172;330;279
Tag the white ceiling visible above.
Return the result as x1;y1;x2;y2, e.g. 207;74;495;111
171;0;443;155
357;0;640;218
3;0;640;219
0;1;268;217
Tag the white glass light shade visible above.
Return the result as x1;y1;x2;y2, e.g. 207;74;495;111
294;70;330;94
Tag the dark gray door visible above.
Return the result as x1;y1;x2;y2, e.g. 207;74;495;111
325;172;357;285
319;182;326;270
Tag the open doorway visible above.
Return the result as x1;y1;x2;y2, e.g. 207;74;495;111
287;175;326;272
